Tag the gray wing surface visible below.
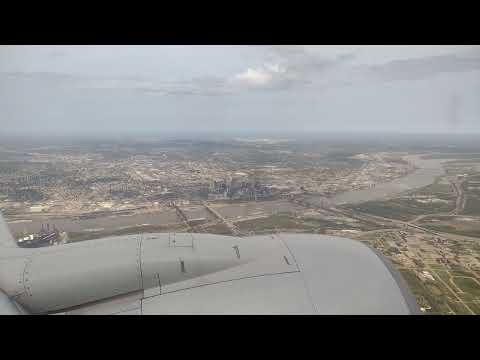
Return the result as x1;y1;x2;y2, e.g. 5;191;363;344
56;234;417;315
0;215;419;315
137;234;417;315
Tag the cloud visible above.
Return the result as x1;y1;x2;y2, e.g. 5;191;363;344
249;46;359;91
263;45;356;69
234;67;273;86
256;45;480;90
0;46;355;96
230;63;287;88
2;46;478;98
0;71;232;97
361;53;480;82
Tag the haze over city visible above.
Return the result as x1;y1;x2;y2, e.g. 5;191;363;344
1;45;479;135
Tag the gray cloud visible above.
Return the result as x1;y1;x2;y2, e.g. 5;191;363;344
1;46;480;135
0;71;232;97
2;47;479;97
263;45;356;73
221;46;358;93
361;53;480;82
258;46;480;91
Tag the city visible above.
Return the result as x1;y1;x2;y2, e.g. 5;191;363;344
1;134;480;314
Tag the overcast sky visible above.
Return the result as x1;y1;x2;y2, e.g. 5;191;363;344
1;45;479;135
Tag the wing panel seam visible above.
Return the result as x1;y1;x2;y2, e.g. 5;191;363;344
142;270;300;301
276;234;319;314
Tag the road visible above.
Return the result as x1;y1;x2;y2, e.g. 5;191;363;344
202;201;241;236
427;265;475;315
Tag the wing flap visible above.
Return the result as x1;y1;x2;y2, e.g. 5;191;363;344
141;272;314;315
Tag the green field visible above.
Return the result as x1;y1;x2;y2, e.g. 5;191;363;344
347;201;422;221
234;214;346;234
235;215;300;233
433;270;478;302
466;302;480;314
452;277;480;297
299;217;347;229
346;197;455;221
399;269;448;314
398;268;477;314
463;197;480;215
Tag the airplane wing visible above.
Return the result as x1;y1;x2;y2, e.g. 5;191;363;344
54;234;418;315
0;212;419;315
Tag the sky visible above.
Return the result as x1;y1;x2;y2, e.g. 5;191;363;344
1;45;479;135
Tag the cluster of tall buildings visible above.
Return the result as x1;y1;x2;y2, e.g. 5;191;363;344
209;175;274;201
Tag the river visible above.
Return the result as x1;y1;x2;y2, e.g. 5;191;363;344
326;154;448;205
